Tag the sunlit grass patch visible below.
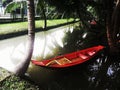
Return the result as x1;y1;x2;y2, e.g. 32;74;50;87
0;19;74;35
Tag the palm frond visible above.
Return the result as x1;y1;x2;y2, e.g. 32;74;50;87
4;2;20;13
4;0;26;14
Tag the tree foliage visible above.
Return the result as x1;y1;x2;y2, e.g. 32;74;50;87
45;0;120;54
4;1;25;13
4;0;26;21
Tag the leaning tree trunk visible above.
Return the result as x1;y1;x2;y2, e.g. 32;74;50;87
112;0;120;46
12;0;35;76
106;0;119;54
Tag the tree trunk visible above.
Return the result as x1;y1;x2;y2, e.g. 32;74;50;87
12;0;35;76
21;1;24;21
112;0;120;46
106;0;119;55
42;7;47;30
40;0;47;30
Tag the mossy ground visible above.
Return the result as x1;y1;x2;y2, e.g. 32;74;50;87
0;68;39;90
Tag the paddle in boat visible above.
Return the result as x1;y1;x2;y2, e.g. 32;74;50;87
31;45;104;68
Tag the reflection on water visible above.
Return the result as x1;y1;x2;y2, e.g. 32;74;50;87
0;36;28;71
0;24;120;89
28;26;120;89
31;54;120;90
0;25;73;71
32;25;74;60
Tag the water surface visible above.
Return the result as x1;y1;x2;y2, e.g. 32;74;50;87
0;25;120;90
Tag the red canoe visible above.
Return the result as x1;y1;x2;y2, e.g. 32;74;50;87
31;45;104;68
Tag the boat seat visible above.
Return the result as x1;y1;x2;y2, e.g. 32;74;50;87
55;57;72;65
46;60;57;66
87;51;96;56
78;53;88;59
46;57;71;66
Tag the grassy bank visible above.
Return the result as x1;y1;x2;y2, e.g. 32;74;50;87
0;19;74;35
0;75;39;89
0;67;39;89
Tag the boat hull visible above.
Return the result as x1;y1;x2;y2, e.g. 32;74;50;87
31;45;104;68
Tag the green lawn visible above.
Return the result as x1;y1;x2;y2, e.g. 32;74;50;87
0;19;74;35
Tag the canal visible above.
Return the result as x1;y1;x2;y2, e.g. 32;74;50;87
0;24;120;90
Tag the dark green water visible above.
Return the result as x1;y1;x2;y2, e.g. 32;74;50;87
28;26;120;90
0;24;119;90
